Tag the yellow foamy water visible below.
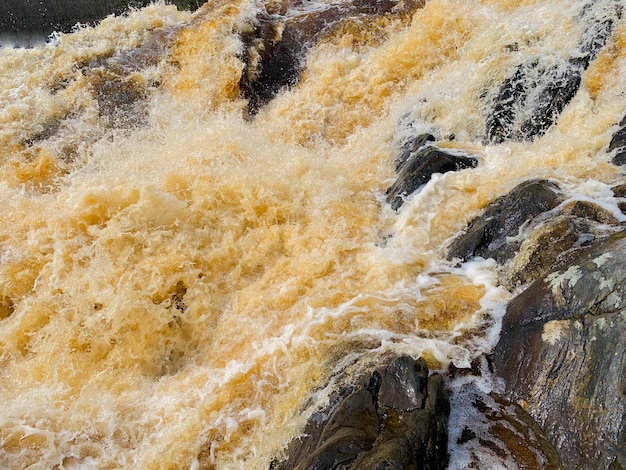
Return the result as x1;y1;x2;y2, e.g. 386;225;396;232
0;0;625;468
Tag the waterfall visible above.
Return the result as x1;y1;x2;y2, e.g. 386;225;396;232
0;0;624;468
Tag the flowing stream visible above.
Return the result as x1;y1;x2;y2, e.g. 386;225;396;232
0;0;624;468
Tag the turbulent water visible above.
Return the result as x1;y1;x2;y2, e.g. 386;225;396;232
0;0;625;468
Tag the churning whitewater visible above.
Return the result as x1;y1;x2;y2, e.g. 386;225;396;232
0;0;625;468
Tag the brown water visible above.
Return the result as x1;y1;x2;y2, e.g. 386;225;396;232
0;1;625;468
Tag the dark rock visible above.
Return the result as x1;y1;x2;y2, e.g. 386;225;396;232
576;0;623;68
516;65;582;141
377;355;428;412
484;1;621;143
612;184;626;214
395;133;436;172
293;389;379;470
506;200;621;288
353;373;450;470
493;231;626;469
239;0;424;114
272;355;450;470
385;146;478;210
239;17;305;115
500;231;626;329
447;179;560;263
448;381;564;469
608;115;626;166
485;60;582;143
485;60;534;144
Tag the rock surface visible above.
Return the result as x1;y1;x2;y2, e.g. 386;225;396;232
608;115;626;166
446;179;561;264
506;199;621;288
386;145;478;210
448;379;564;469
272;355;450;470
492;231;626;469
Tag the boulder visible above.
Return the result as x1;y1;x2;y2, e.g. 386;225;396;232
272;355;450;470
612;184;626;214
446;179;561;264
394;133;436;172
385;146;478;210
492;231;626;469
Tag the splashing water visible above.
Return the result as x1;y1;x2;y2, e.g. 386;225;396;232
0;0;624;468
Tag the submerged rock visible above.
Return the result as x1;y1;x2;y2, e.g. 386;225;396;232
385;146;478;210
608;115;626;166
484;1;621;143
447;179;561;263
239;0;424;114
492;231;626;469
272;355;450;470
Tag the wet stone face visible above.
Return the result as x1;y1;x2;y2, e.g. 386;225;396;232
492;233;626;469
272;355;450;470
446;179;561;264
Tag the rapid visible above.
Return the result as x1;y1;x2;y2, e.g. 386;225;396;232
0;0;624;468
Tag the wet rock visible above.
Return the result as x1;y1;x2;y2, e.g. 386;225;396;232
485;60;583;143
506;200;621;288
485;60;534;144
394;133;436;172
240;0;424;114
386;146;478;210
448;381;564;469
272;355;450;470
239;17;305;115
292;389;380;469
576;0;623;68
63;27;178;132
447;179;560;263
90;69;149;128
0;0;201;35
516;65;581;141
608;115;626;166
493;231;626;469
612;183;626;214
485;1;621;143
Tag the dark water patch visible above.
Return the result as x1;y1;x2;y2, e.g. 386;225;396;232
447;179;561;263
0;0;203;41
